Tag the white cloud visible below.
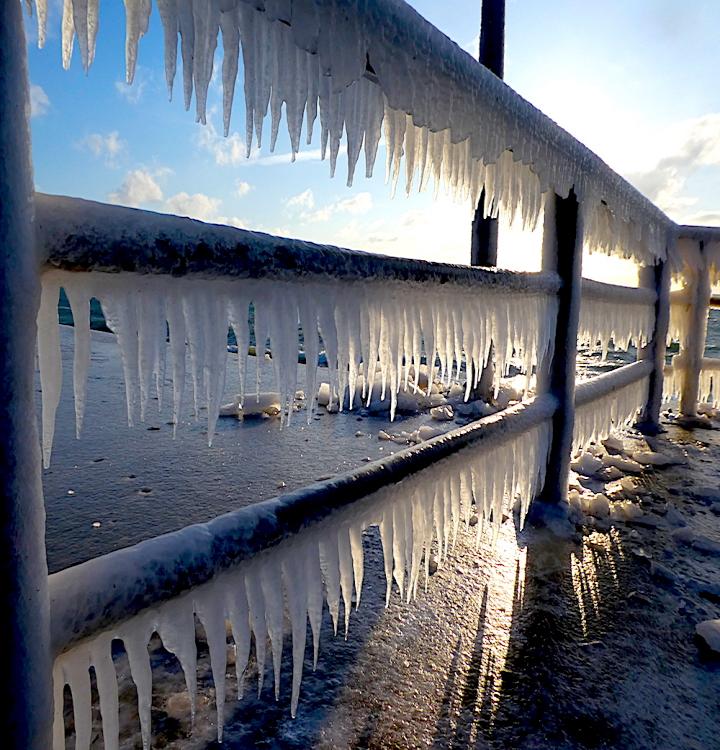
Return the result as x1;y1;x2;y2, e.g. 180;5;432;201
108;169;164;207
301;192;373;223
625;113;720;220
196;115;340;167
115;67;148;104
235;180;252;198
108;168;249;228
30;84;50;117
164;192;223;222
288;188;315;210
80;131;125;165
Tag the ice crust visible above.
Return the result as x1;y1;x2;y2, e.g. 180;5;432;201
32;0;670;264
51;419;552;748
573;375;649;453
579;281;655;358
36;269;557;466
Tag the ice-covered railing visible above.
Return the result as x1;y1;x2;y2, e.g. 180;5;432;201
36;194;559;467
662;230;719;416
573;360;651;453
29;0;672;265
578;279;655;358
49;396;555;749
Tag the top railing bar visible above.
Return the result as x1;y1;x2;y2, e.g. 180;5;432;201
48;394;557;657
357;0;671;237
677;225;720;242
36;194;561;295
581;277;656;306
575;359;653;408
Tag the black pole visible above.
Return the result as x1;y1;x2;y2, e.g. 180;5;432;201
471;0;505;268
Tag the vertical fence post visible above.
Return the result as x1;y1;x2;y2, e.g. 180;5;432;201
636;252;671;433
531;190;584;515
470;0;505;394
680;241;711;418
0;2;53;747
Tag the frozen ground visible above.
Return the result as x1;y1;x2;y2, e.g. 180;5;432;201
47;328;720;749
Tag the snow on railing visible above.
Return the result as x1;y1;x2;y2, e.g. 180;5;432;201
573;360;652;453
29;1;671;265
36;195;559;468
578;279;656;358
49;396;555;749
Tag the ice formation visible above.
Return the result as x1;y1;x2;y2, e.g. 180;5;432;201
667;289;693;346
51;419;551;749
578;281;655;357
661;354;719;408
573;376;649;453
36;269;557;466
31;0;670;264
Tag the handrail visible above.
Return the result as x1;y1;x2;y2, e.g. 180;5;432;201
49;394;558;657
575;360;653;408
36;194;561;294
581;278;656;306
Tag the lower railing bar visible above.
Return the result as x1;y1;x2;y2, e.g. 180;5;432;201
36;193;561;294
575;359;653;409
49;394;557;657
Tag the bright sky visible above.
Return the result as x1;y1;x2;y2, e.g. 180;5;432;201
26;1;720;283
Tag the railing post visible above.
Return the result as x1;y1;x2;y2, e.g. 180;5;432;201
680;241;711;417
470;1;505;394
0;2;53;747
532;190;583;513
636;254;671;433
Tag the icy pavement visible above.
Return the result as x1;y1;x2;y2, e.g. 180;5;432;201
46;328;720;748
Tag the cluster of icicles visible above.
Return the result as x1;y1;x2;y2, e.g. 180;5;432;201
573;376;649;454
52;420;552;749
28;0;668;264
37;269;557;467
578;295;655;358
664;356;720;408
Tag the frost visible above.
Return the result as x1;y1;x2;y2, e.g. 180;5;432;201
50;419;551;748
37;269;557;465
33;0;670;264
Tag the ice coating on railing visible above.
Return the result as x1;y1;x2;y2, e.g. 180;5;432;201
573;376;649;453
578;282;655;359
36;269;557;466
31;0;670;264
665;356;720;409
50;419;551;748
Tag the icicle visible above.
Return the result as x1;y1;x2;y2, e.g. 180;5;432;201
123;0;152;85
244;566;268;697
157;596;198;721
225;574;251;698
195;583;228;742
121;615;155;750
157;0;180;99
260;556;285;700
37;278;62;468
281;547;309;717
89;634;120;750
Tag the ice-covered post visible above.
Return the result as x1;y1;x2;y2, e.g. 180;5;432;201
0;2;53;747
680;240;711;418
471;0;505;395
470;0;504;267
532;191;583;515
636;253;671;433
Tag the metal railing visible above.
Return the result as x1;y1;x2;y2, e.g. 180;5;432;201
3;1;719;746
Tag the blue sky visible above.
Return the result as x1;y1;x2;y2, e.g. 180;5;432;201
26;1;720;275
